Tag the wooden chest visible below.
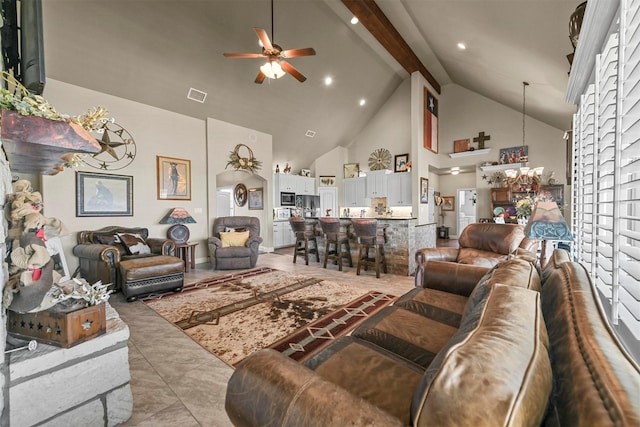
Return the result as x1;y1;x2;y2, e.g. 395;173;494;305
7;303;107;348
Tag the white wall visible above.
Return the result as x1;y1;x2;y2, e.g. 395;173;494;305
439;84;568;219
206;118;274;249
313;145;348;207
347;78;411;169
40;79;209;271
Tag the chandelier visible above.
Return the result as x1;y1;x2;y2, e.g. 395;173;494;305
504;82;543;188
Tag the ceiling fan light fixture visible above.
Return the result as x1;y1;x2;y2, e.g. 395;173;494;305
260;60;286;79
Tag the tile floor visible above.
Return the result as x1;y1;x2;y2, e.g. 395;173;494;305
113;251;417;426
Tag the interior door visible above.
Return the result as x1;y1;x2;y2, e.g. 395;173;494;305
457;188;477;236
319;187;338;217
216;190;232;217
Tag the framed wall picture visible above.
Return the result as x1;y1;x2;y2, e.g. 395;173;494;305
420;177;429;204
424;87;439;154
248;187;264;210
76;171;133;217
394;154;409;172
343;163;360;178
157;155;191;200
319;175;336;186
234;183;247;207
45;237;71;282
499;146;528;164
442;196;455;211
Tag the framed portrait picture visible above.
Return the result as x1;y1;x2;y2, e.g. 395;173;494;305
157;156;191;200
394;154;409;172
76;171;133;217
343;163;360;178
234;183;247;207
248;187;264;210
420;177;429;204
442;196;455;211
499;146;528;164
319;175;336;186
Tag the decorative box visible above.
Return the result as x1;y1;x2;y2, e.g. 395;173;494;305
7;303;107;348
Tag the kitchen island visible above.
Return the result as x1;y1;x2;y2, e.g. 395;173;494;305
301;217;436;276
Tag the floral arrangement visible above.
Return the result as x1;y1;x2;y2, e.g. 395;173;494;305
226;143;262;174
515;196;536;218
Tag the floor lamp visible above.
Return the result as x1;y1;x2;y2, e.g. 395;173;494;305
523;201;573;268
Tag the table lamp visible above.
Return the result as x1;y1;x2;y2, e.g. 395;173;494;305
160;207;196;244
524;200;573;268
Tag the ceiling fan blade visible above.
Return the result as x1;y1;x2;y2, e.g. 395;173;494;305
223;52;264;58
254;28;274;51
255;71;266;84
280;61;306;82
282;47;316;58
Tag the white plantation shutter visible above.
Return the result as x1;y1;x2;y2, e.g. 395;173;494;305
572;0;640;360
616;0;640;345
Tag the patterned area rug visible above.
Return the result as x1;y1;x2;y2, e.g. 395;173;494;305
142;268;395;366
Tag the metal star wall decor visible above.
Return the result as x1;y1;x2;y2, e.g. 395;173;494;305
83;120;136;170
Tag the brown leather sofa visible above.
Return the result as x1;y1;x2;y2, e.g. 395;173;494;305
73;226;184;301
224;250;640;426
415;223;538;287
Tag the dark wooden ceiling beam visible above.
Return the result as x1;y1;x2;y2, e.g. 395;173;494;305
342;0;440;94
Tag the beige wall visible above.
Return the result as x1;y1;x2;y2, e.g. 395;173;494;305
41;79;208;271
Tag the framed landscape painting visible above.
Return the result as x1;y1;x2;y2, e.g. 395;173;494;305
76;171;133;217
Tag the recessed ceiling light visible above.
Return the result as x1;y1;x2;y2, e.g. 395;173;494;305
324;76;333;86
350;16;359;25
451;170;460;175
457;42;466;50
359;98;366;106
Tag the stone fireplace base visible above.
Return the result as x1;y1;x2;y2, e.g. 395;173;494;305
7;303;132;426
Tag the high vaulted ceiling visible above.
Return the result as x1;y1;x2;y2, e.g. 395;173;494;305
42;0;580;170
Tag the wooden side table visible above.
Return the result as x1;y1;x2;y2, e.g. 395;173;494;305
175;242;198;271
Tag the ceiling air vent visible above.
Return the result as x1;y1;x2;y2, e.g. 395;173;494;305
305;130;316;138
187;88;207;103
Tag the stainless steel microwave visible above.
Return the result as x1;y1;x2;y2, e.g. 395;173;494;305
280;192;295;206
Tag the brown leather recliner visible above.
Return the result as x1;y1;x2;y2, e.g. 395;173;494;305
415;223;537;287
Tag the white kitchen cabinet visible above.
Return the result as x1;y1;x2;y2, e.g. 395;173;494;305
386;172;412;206
365;170;390;198
274;173;297;194
273;221;295;248
296;176;316;195
343;177;369;207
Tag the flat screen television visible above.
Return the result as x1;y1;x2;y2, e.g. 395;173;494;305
1;0;45;95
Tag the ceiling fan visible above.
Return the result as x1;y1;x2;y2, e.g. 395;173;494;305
223;0;316;84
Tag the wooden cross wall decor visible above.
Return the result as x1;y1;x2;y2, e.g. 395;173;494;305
473;131;491;149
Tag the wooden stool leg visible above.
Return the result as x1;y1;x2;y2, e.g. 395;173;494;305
374;244;381;278
293;238;299;264
346;240;353;267
323;240;329;268
381;245;387;273
337;240;343;271
314;238;320;262
304;239;309;265
356;244;364;275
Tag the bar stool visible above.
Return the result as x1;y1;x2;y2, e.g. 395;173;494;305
289;218;319;265
351;218;387;278
319;218;353;271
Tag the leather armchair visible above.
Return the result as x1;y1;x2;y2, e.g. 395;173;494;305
208;216;263;270
415;223;537;287
73;226;177;292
